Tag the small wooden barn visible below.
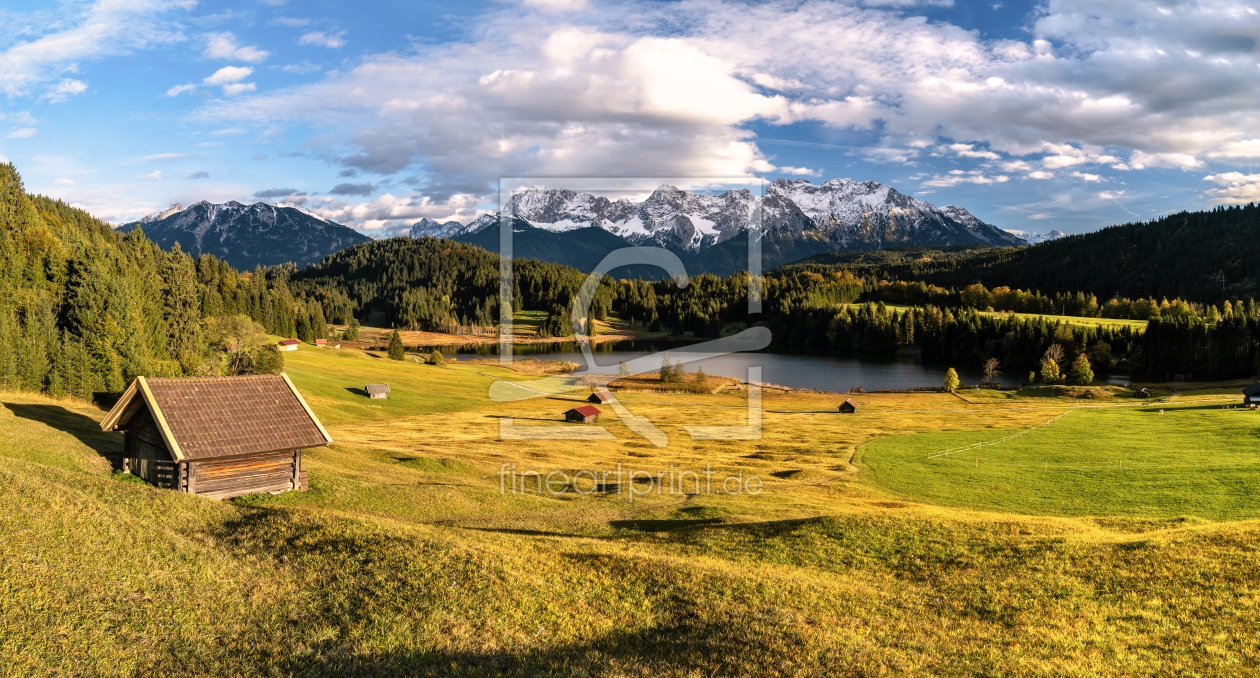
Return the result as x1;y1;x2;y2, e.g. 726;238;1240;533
278;338;300;351
565;404;601;423
1135;387;1152;398
366;383;390;399
100;374;332;500
1242;383;1260;407
839;398;859;414
588;389;616;404
315;338;328;347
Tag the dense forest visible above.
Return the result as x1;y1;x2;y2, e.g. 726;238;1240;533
6;156;1260;403
782;204;1260;304
0;164;335;400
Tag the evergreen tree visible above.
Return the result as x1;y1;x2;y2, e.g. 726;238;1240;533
944;367;960;392
429;349;444;366
618;360;631;378
387;329;405;360
659;351;674;383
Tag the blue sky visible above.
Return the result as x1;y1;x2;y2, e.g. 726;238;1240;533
1;0;1258;238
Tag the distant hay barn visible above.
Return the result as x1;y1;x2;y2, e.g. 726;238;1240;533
366;383;390;399
588;389;616;404
1135;387;1152;398
839;399;859;413
278;339;300;351
565;405;601;423
315;338;328;347
1242;383;1260;407
100;375;332;500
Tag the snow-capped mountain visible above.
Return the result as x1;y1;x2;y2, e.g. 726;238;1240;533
1006;229;1067;246
121;200;371;270
413;178;1023;260
408;217;468;239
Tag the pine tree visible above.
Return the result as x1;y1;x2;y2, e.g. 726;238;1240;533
429;349;444;366
618;360;631;378
659;351;674;383
387;329;405;360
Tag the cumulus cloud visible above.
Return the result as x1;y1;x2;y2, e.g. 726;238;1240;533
304;192;487;234
329;182;377;196
203;32;270;63
166;83;197;96
298;31;346;48
204;66;252;86
1203;173;1260;204
191;0;1260;221
922;170;1009;187
1070;171;1103;182
6;128;39;139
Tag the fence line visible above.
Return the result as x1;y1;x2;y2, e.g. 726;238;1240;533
925;411;1071;460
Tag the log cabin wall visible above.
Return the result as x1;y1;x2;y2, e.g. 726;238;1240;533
187;450;300;501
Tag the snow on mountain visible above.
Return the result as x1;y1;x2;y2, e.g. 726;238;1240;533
411;178;1022;256
1005;229;1067;245
274;201;329;223
408;217;468;239
138;203;187;224
121;200;370;269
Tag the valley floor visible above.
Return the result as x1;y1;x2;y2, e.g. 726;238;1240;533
2;347;1259;676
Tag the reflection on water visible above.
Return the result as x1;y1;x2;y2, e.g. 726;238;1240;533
426;340;1128;392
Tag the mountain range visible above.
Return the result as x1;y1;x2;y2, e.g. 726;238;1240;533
409;178;1027;275
121;200;372;270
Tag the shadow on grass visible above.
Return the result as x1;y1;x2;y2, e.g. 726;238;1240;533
4;402;122;462
188;507;823;676
344;387;369;397
609;518;724;532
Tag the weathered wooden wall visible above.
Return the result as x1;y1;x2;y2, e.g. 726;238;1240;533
186;450;300;501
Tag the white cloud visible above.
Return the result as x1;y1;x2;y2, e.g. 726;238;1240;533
137;171;164;180
1203;172;1260;204
1070;171;1103;182
54;177;75;186
222;82;256;96
776;166;821;176
298;31;347;48
521;0;589;11
0;0;190;98
280;60;321;74
191;0;1260;213
129;153;201;162
303;192;487;234
270;17;310;27
922;170;1008;187
45;78;87;103
6;127;39;139
202;32;270;63
202;66;255;95
166;82;197;97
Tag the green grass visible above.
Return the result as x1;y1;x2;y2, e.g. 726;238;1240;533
877;303;1146;329
4;348;1260;675
862;403;1260;519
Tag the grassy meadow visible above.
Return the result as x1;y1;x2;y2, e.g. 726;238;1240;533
3;344;1260;676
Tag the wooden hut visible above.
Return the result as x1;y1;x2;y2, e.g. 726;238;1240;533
588;389;616;404
838;398;859;414
278;338;300;351
99;374;332;500
366;383;390;399
1242;383;1260;407
315;338;328;347
565;404;601;423
1135;387;1152;398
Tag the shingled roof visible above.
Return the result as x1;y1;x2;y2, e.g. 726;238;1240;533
365;383;390;395
100;374;332;461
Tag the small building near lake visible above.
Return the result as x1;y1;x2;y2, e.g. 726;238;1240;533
1242;383;1260;407
278;338;300;351
588;389;616;404
1135;387;1152;398
839;399;859;414
99;374;332;500
565;405;601;424
366;383;390;399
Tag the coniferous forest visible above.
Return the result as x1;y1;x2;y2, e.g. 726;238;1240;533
6;159;1260;403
